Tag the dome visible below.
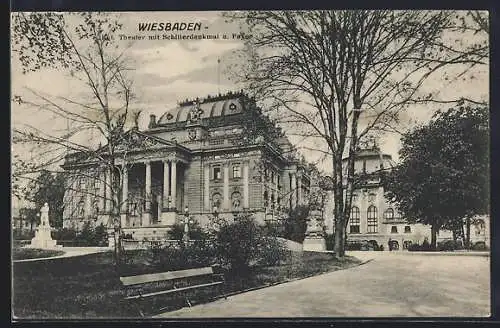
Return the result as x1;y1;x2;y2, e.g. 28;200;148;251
157;95;245;125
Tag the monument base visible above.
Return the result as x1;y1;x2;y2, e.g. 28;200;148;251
30;238;57;249
303;237;326;252
160;211;176;226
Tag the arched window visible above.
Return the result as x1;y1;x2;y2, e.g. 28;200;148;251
367;205;378;233
384;208;394;220
349;207;360;233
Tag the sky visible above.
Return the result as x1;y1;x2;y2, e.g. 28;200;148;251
11;11;489;199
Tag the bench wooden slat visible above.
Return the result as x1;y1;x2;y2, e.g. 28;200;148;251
124;281;224;300
120;267;214;286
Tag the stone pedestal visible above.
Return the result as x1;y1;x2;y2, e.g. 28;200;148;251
302;208;326;252
30;203;57;249
303;237;326;251
161;211;176;226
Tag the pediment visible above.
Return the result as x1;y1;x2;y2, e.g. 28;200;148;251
116;130;176;152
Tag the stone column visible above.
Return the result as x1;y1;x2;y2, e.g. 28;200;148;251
243;161;249;208
171;160;177;210
121;165;128;227
204;165;210;210
106;168;112;212
163;160;170;209
223;163;229;210
84;179;91;218
99;170;105;213
291;173;297;208
145;161;152;225
297;174;302;205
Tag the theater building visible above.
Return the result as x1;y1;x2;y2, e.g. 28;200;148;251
61;92;310;240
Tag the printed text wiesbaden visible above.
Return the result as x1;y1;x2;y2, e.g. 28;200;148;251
138;22;203;32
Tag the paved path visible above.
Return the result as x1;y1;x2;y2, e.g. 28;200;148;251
156;251;490;318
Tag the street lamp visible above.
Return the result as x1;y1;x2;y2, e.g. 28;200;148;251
182;206;194;245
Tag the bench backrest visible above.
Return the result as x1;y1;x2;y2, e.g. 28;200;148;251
120;266;214;286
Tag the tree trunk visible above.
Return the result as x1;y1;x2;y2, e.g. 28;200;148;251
431;224;439;249
334;218;345;258
113;222;122;265
465;217;471;249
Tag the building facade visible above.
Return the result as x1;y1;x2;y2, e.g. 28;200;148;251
61;92;310;241
324;147;490;250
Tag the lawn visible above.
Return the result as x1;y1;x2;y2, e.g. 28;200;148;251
12;250;362;319
12;247;65;261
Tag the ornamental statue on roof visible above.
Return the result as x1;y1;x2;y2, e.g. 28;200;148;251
187;98;204;124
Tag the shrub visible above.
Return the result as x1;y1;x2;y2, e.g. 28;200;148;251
52;227;77;241
437;240;464;251
345;241;362;251
408;242;434;252
256;236;287;266
367;240;379;250
74;223;108;246
422;238;431;249
12;229;35;240
283;205;309;243
168;220;206;241
214;214;262;271
156;241;217;271
325;234;335;251
472;241;488;251
262;220;283;237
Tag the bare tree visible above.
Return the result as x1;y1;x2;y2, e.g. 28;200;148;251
11;12;144;264
227;10;488;257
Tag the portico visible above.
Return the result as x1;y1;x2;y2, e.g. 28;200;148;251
116;156;189;229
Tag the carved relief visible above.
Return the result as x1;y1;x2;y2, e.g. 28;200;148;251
187;99;204;124
231;191;242;210
212;192;222;211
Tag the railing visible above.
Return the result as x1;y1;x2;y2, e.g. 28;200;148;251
208;139;225;145
121;239;208;250
56;240;109;247
13;240;31;248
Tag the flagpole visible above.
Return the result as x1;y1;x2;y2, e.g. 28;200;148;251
217;57;221;95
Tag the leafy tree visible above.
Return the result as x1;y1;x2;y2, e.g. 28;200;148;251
227;10;488;257
18;207;39;231
383;106;489;249
25;170;65;227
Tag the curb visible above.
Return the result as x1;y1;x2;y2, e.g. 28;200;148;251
399;251;489;257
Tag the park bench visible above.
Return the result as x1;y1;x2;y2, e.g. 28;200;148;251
120;266;226;317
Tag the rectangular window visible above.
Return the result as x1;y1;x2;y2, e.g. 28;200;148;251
232;165;241;179
350;225;360;234
213;166;222;180
404;226;411;233
391;226;398;233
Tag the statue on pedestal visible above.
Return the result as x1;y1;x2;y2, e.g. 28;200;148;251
303;190;327;251
30;202;57;249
